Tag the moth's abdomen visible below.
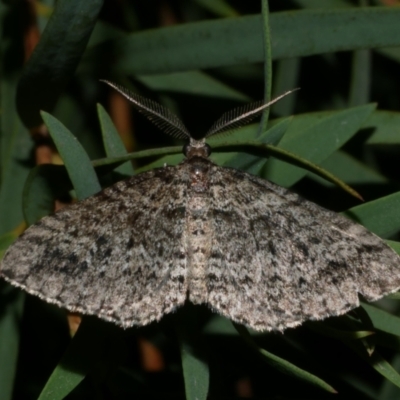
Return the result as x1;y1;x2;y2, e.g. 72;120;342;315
185;157;212;304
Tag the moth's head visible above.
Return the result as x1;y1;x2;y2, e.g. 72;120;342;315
183;138;211;159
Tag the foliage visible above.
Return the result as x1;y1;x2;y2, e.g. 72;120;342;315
1;0;400;399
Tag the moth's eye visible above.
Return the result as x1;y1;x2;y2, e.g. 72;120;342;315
183;143;191;157
204;143;212;157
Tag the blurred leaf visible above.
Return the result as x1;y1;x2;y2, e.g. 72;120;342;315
194;0;239;17
41;112;101;200
379;354;400;399
346;192;400;238
271;58;301;117
348;49;371;107
179;341;209;400
0;7;29;397
38;317;121;400
234;323;337;393
262;116;293;145
310;151;387;186
294;0;353;8
22;164;69;226
386;240;400;256
263;103;376;187
365;111;400;145
306;321;375;341
377;46;400;67
362;304;400;338
176;305;209;400
0;78;33;235
137;71;250;101
213;117;293;174
203;316;239;335
258;0;273;134
0;225;24;259
346;339;400;390
0;284;24;400
84;8;400;75
97;104;134;176
17;0;104;127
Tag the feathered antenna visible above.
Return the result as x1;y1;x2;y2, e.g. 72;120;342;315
205;88;299;138
101;80;191;139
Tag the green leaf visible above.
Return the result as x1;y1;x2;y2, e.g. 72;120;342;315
263;116;293;145
83;8;400;75
97;104;135;176
362;304;400;338
22;165;70;226
311;151;387;186
212;117;293;174
41;112;101;200
271;58;301;117
263;103;376;187
0;228;22;260
379;354;400;399
180;341;209;400
306;321;375;341
17;0;104;127
0;13;28;399
386;240;400;256
38;317;122;400
294;0;353;8
349;49;371;107
258;0;273;134
346;192;400;238
346;339;400;390
234;324;337;393
137;71;250;101
176;305;209;400
0;78;33;235
193;0;239;17
365;110;400;145
0;284;24;400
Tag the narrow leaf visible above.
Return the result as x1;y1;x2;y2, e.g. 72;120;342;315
362;304;400;338
17;0;104;127
83;8;400;75
176;305;209;400
41;112;101;200
0;284;24;400
137;71;250;101
0;226;25;260
346;192;400;238
365;110;400;145
264;103;376;187
22;165;70;226
38;318;121;400
234;323;337;393
346;339;400;390
97;104;134;176
258;0;273;134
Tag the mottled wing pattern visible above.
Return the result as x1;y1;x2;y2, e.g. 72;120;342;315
206;165;400;331
0;166;188;327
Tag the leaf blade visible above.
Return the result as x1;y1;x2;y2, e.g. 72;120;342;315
41;112;101;200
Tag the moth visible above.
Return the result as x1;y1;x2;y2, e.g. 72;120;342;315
1;81;400;332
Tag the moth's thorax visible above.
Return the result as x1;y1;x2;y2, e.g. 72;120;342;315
187;156;211;194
